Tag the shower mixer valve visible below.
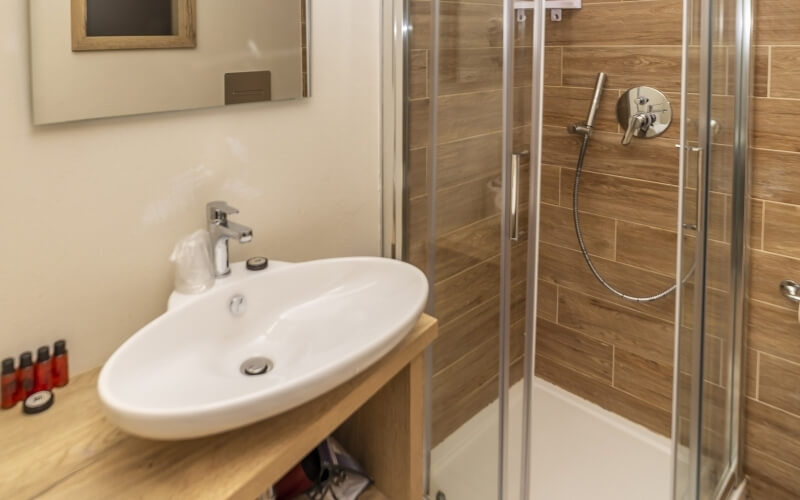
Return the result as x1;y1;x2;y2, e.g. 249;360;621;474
616;86;673;145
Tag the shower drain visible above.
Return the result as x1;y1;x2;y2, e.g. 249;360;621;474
240;357;273;376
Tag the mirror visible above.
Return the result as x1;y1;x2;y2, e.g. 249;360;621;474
30;0;309;125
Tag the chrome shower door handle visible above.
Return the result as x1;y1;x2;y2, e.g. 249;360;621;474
510;151;528;241
680;145;703;231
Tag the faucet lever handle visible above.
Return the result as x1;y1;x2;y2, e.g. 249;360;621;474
207;201;239;221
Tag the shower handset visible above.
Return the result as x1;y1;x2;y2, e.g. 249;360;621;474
567;72;607;137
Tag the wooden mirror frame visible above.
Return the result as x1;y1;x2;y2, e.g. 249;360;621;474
71;0;197;51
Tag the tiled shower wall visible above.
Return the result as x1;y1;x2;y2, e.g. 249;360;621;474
409;1;800;496
743;3;800;498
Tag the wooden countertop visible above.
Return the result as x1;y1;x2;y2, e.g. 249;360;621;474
0;314;437;500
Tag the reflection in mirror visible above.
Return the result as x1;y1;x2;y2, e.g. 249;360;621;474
72;0;197;51
31;0;310;124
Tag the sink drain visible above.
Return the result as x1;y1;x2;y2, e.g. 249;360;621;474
240;357;273;376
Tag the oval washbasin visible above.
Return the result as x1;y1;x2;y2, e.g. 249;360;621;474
98;257;428;440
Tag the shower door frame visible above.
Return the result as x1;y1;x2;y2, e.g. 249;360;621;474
389;0;552;496
671;0;753;497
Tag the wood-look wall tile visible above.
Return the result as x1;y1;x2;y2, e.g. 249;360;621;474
748;299;800;365
535;355;671;436
543;86;619;134
771;47;800;99
542;126;680;185
408;147;427;200
616;222;677;277
753;0;800;46
409;98;429;149
751;46;770;97
435;244;526;325
409;1;430;50
750;199;764;250
439;47;529;95
538;281;558;322
758;354;800;415
746;447;800;500
763;202;800;259
746;349;758;398
614;349;673;412
751;148;800;205
432;357;524;445
753;97;800;152
544;47;562;86
537;318;613;383
410;49;428;100
438;132;501;189
557;288;674;365
539;242;677;321
436;216;500;281
545;0;682;46
434;176;500;235
541;164;560;205
439;3;503;49
563;46;683;93
438;90;502;143
432;320;524;422
539;203;615;259
747;397;800;469
747;473;800;500
560;169;679;230
749;249;800;309
435;255;500;325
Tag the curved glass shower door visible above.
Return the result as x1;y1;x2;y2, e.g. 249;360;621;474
401;0;751;498
673;0;752;498
404;0;540;498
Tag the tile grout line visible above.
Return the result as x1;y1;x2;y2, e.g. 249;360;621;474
755;350;761;401
767;46;772;98
761;201;766;250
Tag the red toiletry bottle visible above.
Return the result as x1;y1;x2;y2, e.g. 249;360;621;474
34;346;53;392
16;352;34;401
52;340;69;388
1;358;17;409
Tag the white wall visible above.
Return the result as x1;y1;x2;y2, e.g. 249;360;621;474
0;1;383;374
31;0;304;124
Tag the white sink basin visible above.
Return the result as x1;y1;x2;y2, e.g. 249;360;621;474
98;257;428;440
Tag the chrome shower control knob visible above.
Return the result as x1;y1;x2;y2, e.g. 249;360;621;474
230;295;247;316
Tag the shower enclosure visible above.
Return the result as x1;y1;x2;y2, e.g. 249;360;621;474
391;0;753;498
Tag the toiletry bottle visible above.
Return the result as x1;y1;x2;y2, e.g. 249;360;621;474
34;346;52;392
1;358;17;409
16;352;34;401
52;340;69;388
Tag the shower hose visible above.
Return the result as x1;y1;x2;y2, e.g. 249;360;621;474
572;134;679;303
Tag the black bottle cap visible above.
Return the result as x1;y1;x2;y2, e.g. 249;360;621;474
36;346;50;362
19;352;33;368
246;256;269;271
54;340;67;356
23;390;54;415
1;358;14;375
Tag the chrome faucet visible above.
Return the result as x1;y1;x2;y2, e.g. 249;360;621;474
206;201;253;277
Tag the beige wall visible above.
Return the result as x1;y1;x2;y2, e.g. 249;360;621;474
0;0;382;374
30;0;303;124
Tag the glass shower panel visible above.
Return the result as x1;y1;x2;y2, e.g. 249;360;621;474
674;0;749;497
404;1;528;498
